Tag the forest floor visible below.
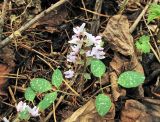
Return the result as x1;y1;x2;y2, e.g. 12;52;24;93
0;0;160;122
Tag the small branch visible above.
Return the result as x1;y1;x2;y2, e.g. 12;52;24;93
129;1;151;33
0;0;68;49
91;0;103;35
0;0;8;41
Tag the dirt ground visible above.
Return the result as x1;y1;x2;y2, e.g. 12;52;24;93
0;0;160;122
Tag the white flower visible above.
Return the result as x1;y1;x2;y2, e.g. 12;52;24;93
68;35;80;45
85;33;102;47
73;23;86;36
67;52;77;63
85;33;95;47
27;106;40;117
16;101;28;112
64;70;74;78
2;117;9;122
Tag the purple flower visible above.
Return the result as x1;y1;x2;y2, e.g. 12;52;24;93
16;101;40;117
64;69;74;78
67;52;77;63
27;106;40;117
16;101;28;112
86;46;105;59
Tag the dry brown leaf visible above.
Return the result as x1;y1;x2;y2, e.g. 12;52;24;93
0;64;10;96
103;14;144;100
1;46;15;68
103;15;134;56
64;99;115;122
31;7;68;32
121;99;158;122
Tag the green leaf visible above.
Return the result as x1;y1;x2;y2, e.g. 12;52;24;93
52;69;63;88
83;73;91;80
18;109;30;120
148;3;160;23
90;59;106;77
135;35;150;53
95;94;112;116
38;92;57;111
118;71;145;88
30;78;52;93
24;87;36;101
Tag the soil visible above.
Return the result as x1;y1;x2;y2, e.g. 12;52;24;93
0;0;160;122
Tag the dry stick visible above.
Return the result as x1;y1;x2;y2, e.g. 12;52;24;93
80;7;109;18
0;0;8;41
91;0;103;35
0;0;68;49
143;16;160;63
129;1;151;33
81;0;89;19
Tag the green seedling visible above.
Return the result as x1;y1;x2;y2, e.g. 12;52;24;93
147;3;160;23
135;35;150;53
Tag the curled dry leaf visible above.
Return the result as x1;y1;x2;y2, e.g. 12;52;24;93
103;14;144;101
103;15;134;56
64;99;115;122
121;99;160;122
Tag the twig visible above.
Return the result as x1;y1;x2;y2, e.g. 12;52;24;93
81;0;89;19
80;7;109;18
0;0;68;49
0;0;8;41
63;79;80;96
129;1;151;33
91;0;103;35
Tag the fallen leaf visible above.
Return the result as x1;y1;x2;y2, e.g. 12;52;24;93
103;15;144;100
0;64;10;96
103;15;134;56
1;46;15;68
64;99;115;122
31;7;68;33
121;99;160;122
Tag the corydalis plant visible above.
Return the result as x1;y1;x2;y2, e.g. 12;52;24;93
66;23;112;116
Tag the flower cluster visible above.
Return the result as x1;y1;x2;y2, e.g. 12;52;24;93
67;23;105;63
64;23;105;78
16;101;40;117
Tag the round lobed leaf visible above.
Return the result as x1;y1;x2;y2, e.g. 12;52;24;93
18;109;30;121
30;78;52;93
118;71;145;88
90;59;106;77
52;69;63;89
24;87;36;101
95;94;112;116
38;92;57;111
